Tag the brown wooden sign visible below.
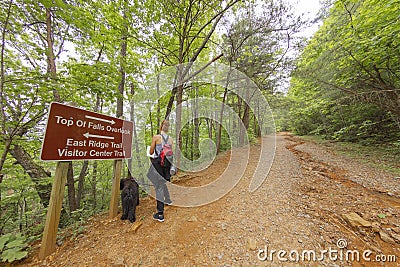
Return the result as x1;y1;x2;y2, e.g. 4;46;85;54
40;102;133;161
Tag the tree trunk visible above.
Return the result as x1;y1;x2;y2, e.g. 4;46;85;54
109;0;127;219
217;67;231;153
149;109;153;137
86;94;101;211
9;144;52;207
66;162;77;213
162;0;238;165
0;139;12;173
156;73;161;129
165;86;178;120
0;0;13;173
241;81;251;145
188;122;192;160
242;104;250;128
116;0;128;118
92;161;97;211
206;117;213;160
129;84;144;182
0;175;2;221
175;84;184;168
45;8;60;102
19;198;24;232
76;160;88;209
193;87;199;160
0;0;12;108
256;99;261;137
237;95;242;147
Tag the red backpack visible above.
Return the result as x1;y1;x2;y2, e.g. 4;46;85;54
159;135;173;167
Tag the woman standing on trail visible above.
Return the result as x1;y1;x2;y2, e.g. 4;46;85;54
147;120;174;222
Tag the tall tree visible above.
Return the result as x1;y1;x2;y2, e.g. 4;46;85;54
137;0;240;164
289;0;400;142
220;1;303;147
0;0;13;172
294;0;400;117
0;0;72;207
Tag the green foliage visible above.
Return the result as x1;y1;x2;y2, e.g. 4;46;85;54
222;1;303;93
288;86;400;143
0;0;295;256
289;0;400;143
0;233;29;263
269;92;293;132
0;159;44;235
377;214;386;219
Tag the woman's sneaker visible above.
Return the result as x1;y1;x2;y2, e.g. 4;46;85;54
153;213;165;222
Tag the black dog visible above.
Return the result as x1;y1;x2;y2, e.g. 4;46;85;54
120;178;139;223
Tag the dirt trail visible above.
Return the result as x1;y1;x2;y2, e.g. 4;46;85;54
19;133;400;266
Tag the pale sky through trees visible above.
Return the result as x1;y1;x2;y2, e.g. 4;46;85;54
60;1;322;63
294;0;322;37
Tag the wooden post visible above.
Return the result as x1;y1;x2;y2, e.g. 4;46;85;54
109;159;122;218
38;161;69;260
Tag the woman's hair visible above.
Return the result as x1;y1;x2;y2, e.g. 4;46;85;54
160;120;170;133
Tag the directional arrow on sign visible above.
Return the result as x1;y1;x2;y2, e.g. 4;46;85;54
83;132;115;140
85;115;115;125
41;102;133;161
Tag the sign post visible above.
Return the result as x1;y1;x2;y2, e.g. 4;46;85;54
38;161;69;260
38;102;133;259
109;159;123;218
